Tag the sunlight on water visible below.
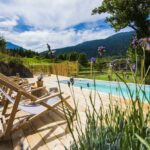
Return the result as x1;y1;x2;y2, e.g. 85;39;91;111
60;79;150;101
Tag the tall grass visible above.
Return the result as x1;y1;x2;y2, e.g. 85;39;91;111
29;61;79;76
59;65;150;149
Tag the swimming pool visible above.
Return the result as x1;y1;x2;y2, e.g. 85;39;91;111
60;79;150;101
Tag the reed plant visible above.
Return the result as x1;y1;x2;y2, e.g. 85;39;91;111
58;65;150;150
29;61;79;76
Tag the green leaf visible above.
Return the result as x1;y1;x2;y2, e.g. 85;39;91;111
135;134;150;150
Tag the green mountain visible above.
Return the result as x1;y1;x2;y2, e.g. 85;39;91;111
51;31;134;58
6;42;22;49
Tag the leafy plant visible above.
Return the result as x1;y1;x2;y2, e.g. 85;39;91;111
0;36;6;53
60;64;150;150
8;57;23;67
92;0;150;37
78;53;88;67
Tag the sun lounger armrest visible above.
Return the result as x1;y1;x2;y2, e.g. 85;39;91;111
29;82;35;85
30;92;64;104
29;87;46;92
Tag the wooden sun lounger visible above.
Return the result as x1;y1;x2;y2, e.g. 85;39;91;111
0;73;56;102
9;76;29;85
4;75;36;91
0;75;74;140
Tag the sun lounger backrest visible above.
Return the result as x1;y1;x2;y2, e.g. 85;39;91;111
0;87;46;114
0;88;15;104
0;73;27;91
0;74;37;101
0;74;74;138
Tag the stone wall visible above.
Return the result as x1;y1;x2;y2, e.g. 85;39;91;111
0;62;33;78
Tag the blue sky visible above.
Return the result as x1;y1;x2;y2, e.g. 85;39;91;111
0;0;131;52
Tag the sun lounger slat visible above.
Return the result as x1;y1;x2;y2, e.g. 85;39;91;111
0;74;74;149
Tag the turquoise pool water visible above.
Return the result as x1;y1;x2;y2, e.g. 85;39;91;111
60;79;150;101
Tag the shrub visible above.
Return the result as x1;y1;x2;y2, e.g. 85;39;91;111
8;58;23;67
60;66;150;150
78;53;88;66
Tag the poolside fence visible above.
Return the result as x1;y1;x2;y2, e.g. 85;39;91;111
28;61;79;76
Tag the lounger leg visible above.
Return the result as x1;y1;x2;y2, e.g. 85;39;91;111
5;92;21;136
2;100;9;116
60;95;74;112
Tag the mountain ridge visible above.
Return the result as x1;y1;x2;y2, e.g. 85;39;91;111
6;42;22;49
6;31;134;57
53;31;134;57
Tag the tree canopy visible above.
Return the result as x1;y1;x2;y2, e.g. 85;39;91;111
0;36;6;52
8;47;39;58
57;52;79;61
78;53;88;66
57;51;88;66
92;0;150;37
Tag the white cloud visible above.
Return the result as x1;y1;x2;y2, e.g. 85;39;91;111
0;28;116;52
0;19;17;28
0;0;104;30
0;0;132;52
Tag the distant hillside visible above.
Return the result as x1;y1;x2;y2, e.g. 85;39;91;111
41;31;134;58
7;31;134;58
5;42;40;58
6;42;22;49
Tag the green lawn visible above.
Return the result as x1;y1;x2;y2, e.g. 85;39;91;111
0;53;51;65
0;52;64;66
77;67;147;83
0;52;149;84
23;57;52;65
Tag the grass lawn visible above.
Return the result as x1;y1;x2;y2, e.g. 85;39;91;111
23;57;51;65
78;67;146;83
23;57;64;65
